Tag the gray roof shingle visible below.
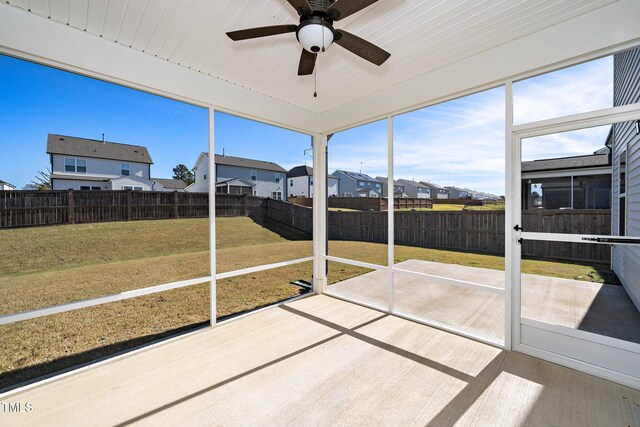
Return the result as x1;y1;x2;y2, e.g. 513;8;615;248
47;134;153;164
205;153;287;173
152;178;188;190
288;165;313;178
522;154;610;173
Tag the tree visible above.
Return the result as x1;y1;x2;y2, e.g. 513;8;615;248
29;168;52;190
172;164;195;185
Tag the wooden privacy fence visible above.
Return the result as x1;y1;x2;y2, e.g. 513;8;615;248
0;190;610;263
327;209;611;263
0;190;256;227
290;196;432;211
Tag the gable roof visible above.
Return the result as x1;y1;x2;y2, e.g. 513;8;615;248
152;178;188;190
334;170;381;183
47;134;153;164
288;165;313;178
0;179;15;187
199;153;286;173
216;177;255;187
420;181;447;190
521;153;610;173
288;165;339;179
396;178;429;189
375;176;404;188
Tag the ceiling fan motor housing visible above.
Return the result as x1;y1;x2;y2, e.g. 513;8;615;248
296;16;335;53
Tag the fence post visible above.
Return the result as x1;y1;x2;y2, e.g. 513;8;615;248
173;191;179;219
68;190;75;224
243;195;248;217
127;190;132;221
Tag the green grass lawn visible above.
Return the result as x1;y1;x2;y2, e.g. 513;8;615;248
0;216;613;389
428;203;505;211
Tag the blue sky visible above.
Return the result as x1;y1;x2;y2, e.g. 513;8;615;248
1;53;613;194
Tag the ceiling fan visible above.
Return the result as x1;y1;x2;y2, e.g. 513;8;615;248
226;0;391;77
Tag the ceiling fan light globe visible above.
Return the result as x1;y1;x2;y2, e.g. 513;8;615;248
297;23;334;54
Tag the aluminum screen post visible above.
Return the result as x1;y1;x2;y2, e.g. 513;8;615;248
208;108;217;326
312;133;328;294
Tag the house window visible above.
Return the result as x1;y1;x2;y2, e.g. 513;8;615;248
251;170;257;181
275;173;281;183
80;186;90;190
204;168;207;180
123;186;143;191
91;186;101;191
65;158;86;173
358;181;365;188
290;179;293;187
271;191;282;199
121;163;130;176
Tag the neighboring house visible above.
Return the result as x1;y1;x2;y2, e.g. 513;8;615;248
152;178;188;192
47;134;155;191
610;47;640;310
331;170;382;197
446;186;500;200
445;186;471;199
420;181;449;199
188;152;287;199
521;146;611;210
396;179;431;199
287;165;340;198
376;177;407;198
0;180;15;190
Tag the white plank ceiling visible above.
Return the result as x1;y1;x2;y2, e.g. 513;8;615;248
5;0;619;113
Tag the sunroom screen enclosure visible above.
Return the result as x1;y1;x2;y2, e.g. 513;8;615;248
1;0;640;397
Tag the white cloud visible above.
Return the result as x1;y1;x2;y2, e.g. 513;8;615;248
327;57;613;197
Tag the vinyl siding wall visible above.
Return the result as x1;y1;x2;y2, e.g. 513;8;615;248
612;47;640;309
52;155;149;179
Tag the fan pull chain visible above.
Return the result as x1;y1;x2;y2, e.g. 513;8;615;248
314;59;318;97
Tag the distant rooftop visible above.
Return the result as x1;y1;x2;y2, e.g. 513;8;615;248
152;178;188;190
288;165;339;179
47;134;153;164
334;170;381;182
203;153;287;173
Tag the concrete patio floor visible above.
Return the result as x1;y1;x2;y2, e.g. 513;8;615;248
2;295;639;426
328;260;640;344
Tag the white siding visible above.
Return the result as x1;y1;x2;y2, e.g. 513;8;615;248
109;175;155;191
52;179;108;191
52;154;149;179
288;176;310;198
328;177;339;197
188;154;210;193
611;48;640;310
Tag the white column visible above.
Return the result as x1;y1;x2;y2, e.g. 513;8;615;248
208;108;217;325
312;134;328;294
387;116;395;312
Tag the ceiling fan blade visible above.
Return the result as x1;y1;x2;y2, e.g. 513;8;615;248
226;25;297;41
334;30;390;66
327;0;379;21
298;49;317;75
286;0;313;16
